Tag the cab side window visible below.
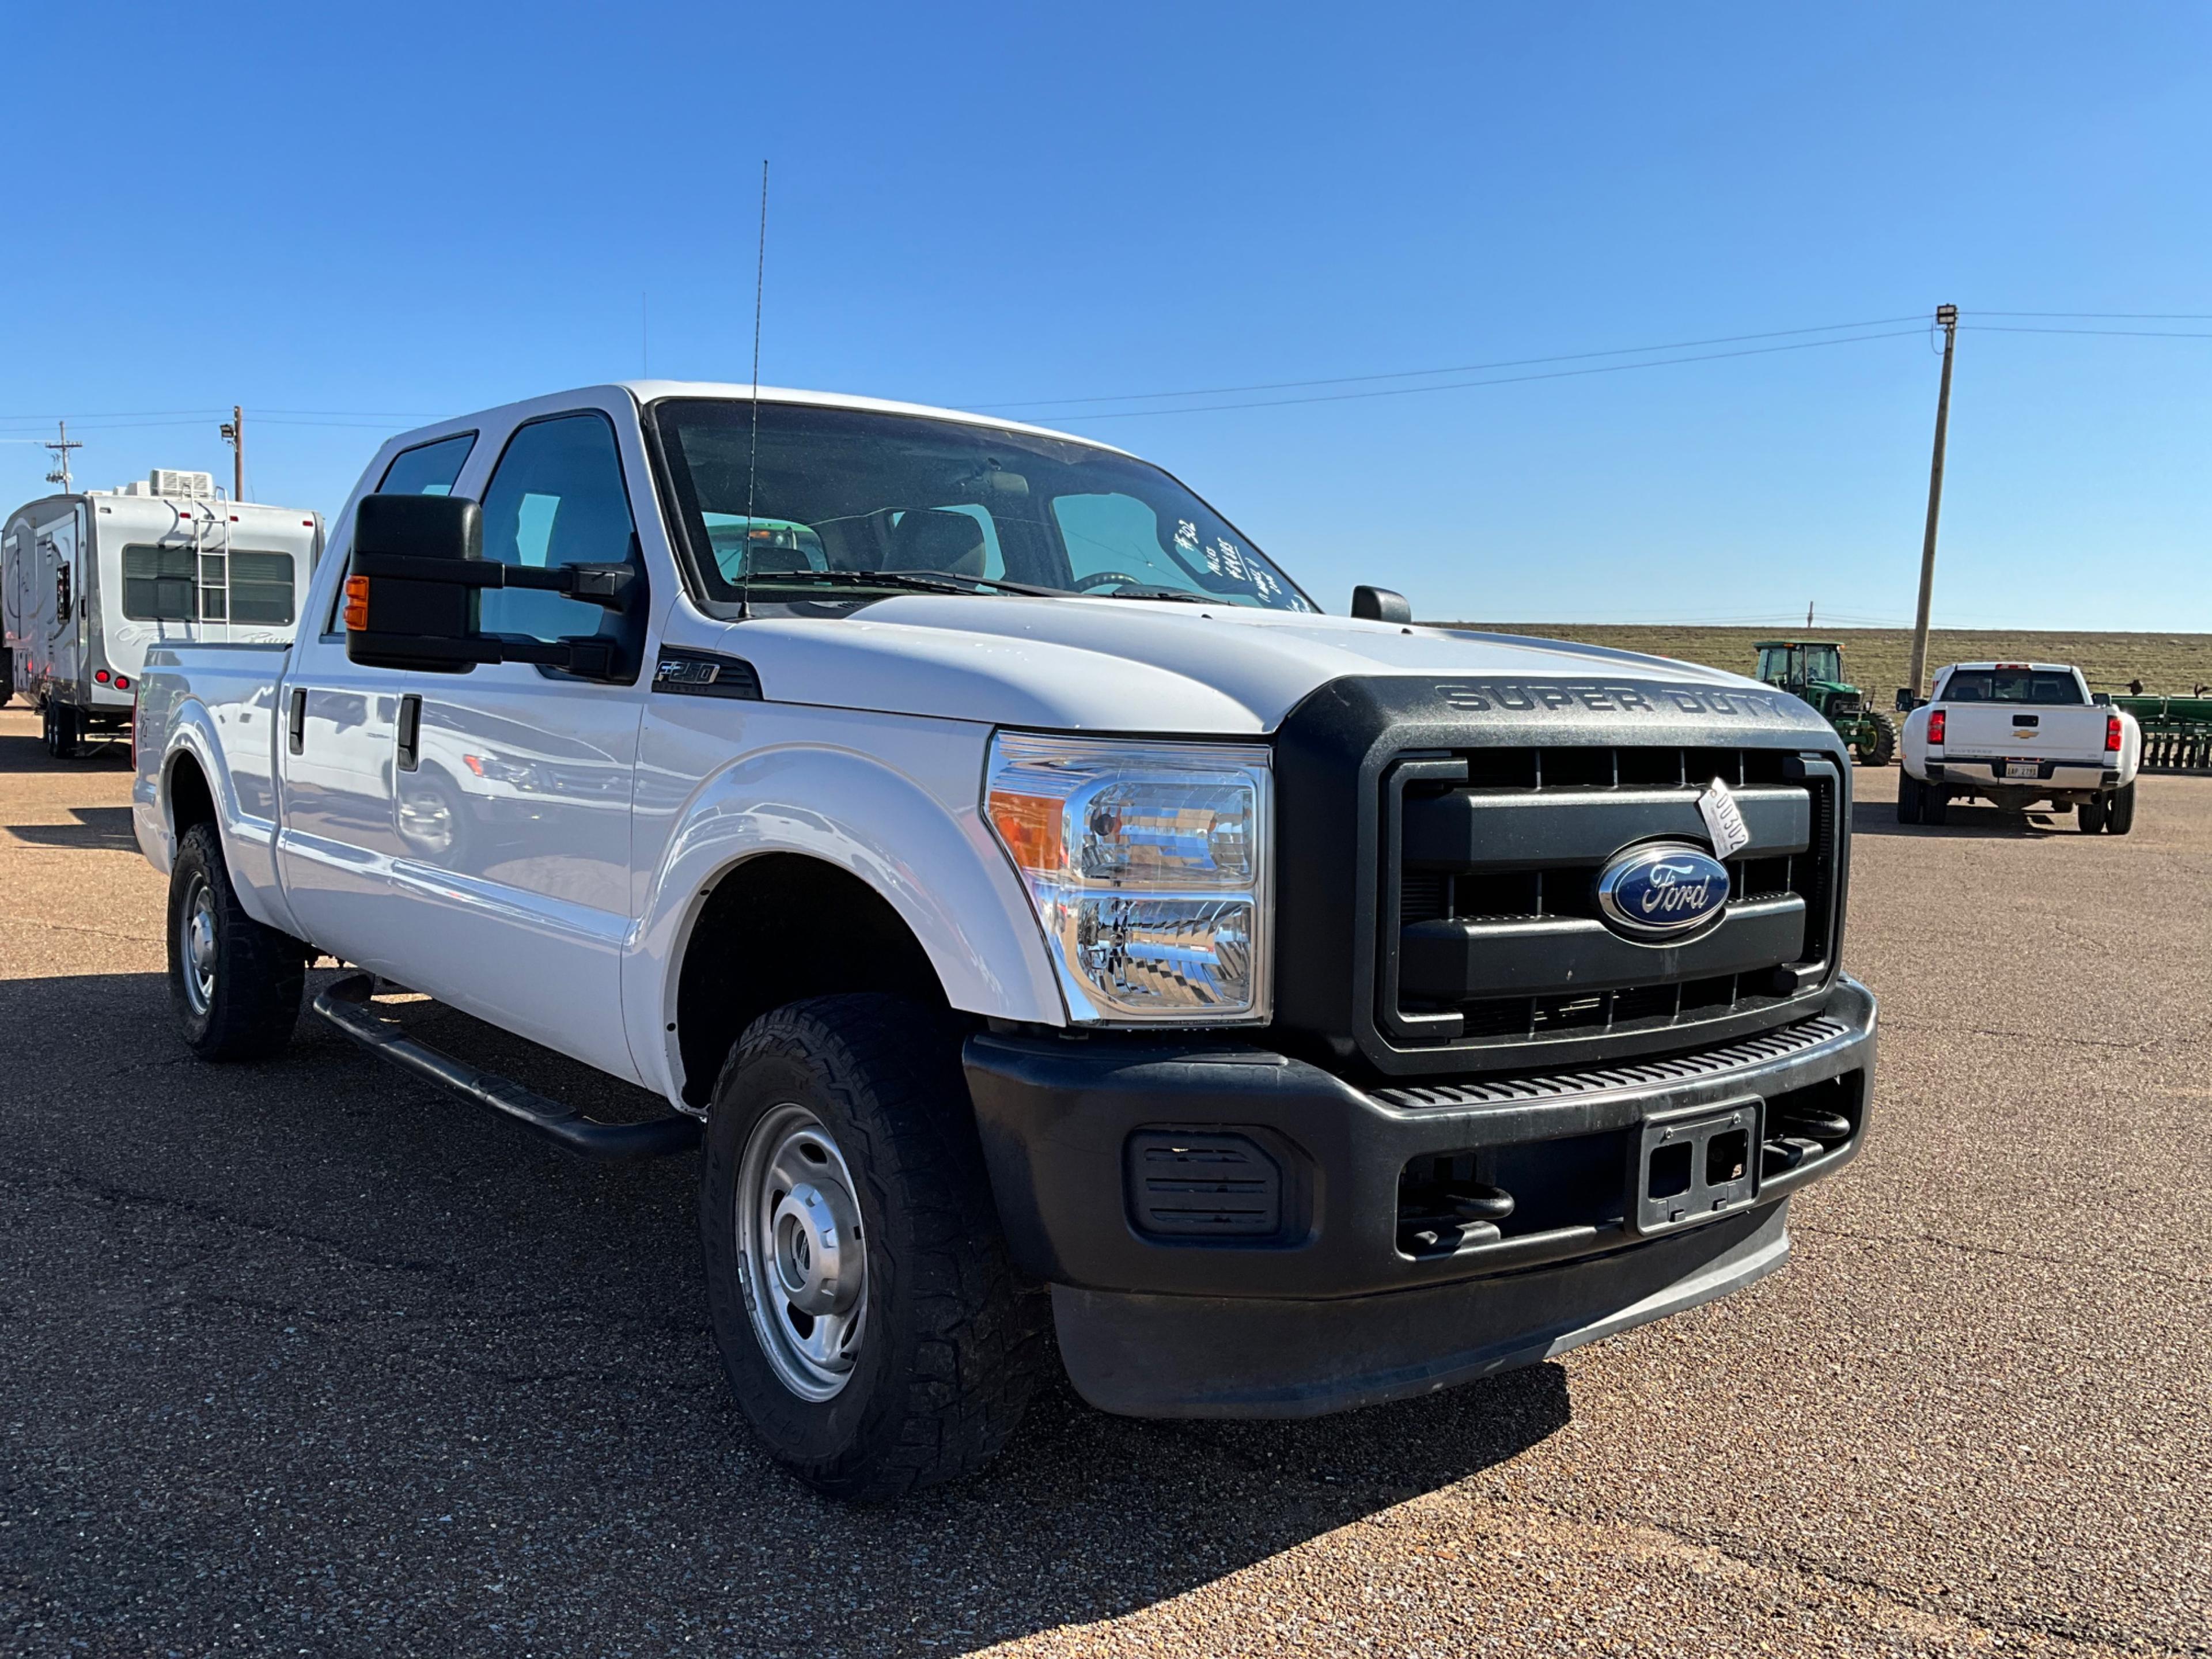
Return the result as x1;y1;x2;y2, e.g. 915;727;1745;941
327;433;481;634
478;414;641;643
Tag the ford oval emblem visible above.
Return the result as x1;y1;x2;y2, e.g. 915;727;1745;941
1595;842;1732;940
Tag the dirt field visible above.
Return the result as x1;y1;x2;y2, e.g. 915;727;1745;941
3;707;2209;1657
1449;626;2212;702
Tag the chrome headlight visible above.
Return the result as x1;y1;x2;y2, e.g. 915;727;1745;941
985;732;1272;1024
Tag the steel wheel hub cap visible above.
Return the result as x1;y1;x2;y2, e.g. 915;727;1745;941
182;878;218;1014
736;1104;869;1401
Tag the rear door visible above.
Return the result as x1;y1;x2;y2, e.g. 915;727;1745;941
274;432;477;965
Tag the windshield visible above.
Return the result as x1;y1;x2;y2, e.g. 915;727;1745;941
1939;670;2083;704
650;400;1315;612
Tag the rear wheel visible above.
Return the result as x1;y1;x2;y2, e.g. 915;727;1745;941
2078;796;2107;834
699;994;1048;1502
166;823;305;1060
2104;782;2137;836
1923;786;1950;825
1896;772;1923;824
43;699;80;759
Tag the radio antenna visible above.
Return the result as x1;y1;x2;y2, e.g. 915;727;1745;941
739;158;768;621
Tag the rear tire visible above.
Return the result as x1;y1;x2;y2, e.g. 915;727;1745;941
1896;772;1923;824
2104;782;2137;836
2078;796;2107;834
699;994;1048;1502
43;699;80;759
166;823;305;1060
1923;786;1950;825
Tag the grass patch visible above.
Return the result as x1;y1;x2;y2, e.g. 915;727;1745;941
1441;626;2212;700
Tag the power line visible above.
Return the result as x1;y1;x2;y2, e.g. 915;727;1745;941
1040;328;1926;423
977;315;1929;413
1975;310;2212;320
1966;323;2212;339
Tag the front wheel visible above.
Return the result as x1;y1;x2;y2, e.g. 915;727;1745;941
167;823;305;1060
2104;781;2137;836
699;994;1048;1502
1857;711;1897;767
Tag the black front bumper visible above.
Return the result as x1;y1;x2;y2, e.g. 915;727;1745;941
964;976;1875;1418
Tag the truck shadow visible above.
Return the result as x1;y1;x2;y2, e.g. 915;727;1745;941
1850;799;2074;840
3;969;1573;1655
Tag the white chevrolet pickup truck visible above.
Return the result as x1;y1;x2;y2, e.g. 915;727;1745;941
132;381;1877;1499
1898;661;2142;831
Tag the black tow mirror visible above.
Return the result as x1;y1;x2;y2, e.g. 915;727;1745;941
344;494;637;679
1351;585;1412;624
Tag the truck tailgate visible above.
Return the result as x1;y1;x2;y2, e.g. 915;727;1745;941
1940;704;2105;761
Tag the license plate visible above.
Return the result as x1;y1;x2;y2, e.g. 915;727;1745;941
1633;1099;1762;1236
2005;762;2039;779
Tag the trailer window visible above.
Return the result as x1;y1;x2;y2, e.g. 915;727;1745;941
229;551;295;625
122;544;199;621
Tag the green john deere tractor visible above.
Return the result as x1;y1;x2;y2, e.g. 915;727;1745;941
1753;641;1896;766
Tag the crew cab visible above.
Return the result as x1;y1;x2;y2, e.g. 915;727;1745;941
1899;661;2142;832
132;382;1877;1500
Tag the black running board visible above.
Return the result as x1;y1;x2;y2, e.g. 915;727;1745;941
310;975;701;1159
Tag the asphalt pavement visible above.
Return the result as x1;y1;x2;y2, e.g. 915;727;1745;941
2;704;2206;1657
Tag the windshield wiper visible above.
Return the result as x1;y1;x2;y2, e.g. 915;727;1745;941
1086;583;1208;603
747;567;1070;599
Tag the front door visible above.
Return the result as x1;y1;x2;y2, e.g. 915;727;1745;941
381;410;650;1082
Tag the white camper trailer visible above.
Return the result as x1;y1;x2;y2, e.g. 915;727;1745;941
2;472;323;756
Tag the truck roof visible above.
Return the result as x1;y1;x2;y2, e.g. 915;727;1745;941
1936;661;2080;675
380;380;1135;461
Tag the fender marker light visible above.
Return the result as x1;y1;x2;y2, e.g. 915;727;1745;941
343;574;370;631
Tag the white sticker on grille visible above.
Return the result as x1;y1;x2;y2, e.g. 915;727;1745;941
1698;775;1753;857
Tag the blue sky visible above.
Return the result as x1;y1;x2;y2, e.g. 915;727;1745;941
5;2;2208;628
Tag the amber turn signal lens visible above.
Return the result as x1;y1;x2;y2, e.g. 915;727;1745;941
986;790;1064;874
342;574;370;631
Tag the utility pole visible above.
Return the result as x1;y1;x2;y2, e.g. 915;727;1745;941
220;406;244;502
1905;305;1959;701
42;421;82;493
1806;600;1815;629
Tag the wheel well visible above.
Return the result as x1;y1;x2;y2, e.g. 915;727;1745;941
168;752;217;836
673;854;950;1106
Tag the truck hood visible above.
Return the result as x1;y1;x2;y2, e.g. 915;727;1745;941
711;595;1775;734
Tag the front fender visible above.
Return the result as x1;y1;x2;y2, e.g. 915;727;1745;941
624;738;1065;1104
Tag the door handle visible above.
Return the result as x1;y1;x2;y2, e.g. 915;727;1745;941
396;693;422;772
288;687;306;754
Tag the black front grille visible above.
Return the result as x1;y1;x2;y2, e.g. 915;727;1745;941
1379;745;1842;1063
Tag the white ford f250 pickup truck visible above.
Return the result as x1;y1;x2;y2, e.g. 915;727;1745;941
133;382;1877;1499
1899;661;2142;832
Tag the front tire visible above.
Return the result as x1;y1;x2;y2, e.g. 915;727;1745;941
166;823;305;1060
1858;711;1897;767
2104;781;2137;835
699;994;1048;1502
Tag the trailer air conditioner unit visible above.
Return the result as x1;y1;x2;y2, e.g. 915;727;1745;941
148;469;215;499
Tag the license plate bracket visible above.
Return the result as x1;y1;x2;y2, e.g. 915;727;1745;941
2004;762;2039;779
1631;1097;1763;1236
